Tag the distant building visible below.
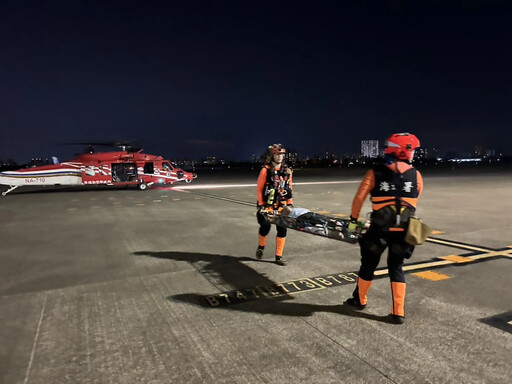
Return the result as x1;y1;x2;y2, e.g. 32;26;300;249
474;145;486;157
361;140;379;158
414;148;428;159
286;150;298;166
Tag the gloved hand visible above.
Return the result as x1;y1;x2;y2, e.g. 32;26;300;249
347;216;358;232
257;204;272;213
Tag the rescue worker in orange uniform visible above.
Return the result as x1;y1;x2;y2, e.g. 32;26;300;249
256;144;293;266
345;133;423;324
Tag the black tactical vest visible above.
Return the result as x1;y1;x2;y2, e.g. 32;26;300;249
263;164;292;206
370;163;418;227
371;163;418;200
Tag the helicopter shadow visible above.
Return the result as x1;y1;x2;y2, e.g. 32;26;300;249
132;250;391;323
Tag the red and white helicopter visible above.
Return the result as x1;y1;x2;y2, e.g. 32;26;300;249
0;142;197;196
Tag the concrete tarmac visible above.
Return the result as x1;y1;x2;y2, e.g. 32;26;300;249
0;168;511;383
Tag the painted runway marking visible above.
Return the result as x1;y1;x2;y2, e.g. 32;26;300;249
174;180;360;190
439;255;473;263
23;292;47;384
202;245;512;306
426;237;491;252
204;272;358;307
412;271;451;281
175;190;255;207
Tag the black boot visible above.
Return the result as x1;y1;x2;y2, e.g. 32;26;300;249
388;314;405;324
344;297;367;310
255;246;264;259
275;256;287;266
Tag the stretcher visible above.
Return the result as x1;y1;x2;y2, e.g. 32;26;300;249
261;206;367;244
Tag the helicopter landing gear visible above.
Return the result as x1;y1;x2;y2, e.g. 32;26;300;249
2;185;19;196
138;182;148;191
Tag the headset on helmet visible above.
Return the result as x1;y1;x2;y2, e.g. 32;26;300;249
268;144;286;155
384;133;420;160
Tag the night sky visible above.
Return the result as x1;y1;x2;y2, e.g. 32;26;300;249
1;1;511;162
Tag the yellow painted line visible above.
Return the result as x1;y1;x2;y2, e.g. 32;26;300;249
470;251;512;260
402;260;454;272
374;259;453;276
160;195;169;198
172;198;181;201
413;270;451;281
439;255;473;263
136;203;145;206
430;230;444;235
317;211;330;214
426;238;491;252
333;213;347;218
153;200;162;203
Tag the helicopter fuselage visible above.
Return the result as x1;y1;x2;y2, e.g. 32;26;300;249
0;151;196;195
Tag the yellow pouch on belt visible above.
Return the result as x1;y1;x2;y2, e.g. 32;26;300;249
405;217;431;246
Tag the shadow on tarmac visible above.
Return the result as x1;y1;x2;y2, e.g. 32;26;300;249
132;250;392;324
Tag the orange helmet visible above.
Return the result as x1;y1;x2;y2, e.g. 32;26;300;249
268;144;286;155
384;133;420;160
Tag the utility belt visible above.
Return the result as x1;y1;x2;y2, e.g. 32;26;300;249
370;205;415;231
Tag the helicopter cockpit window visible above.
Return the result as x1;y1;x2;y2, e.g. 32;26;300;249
144;162;154;174
162;162;173;171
